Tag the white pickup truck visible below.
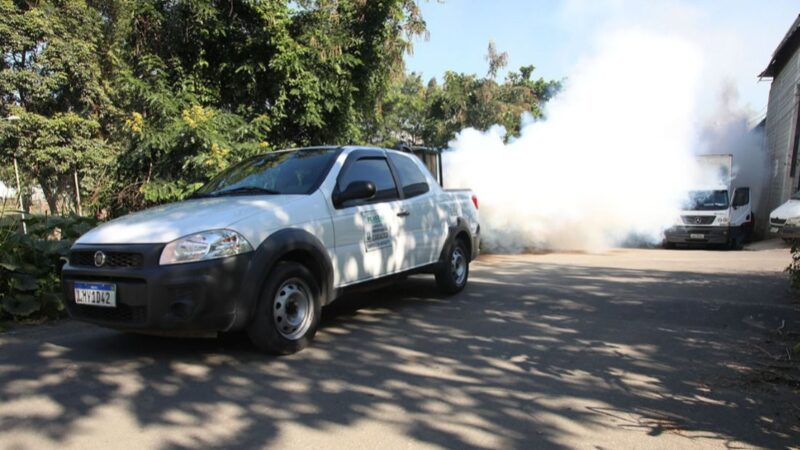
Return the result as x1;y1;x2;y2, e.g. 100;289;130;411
62;147;480;354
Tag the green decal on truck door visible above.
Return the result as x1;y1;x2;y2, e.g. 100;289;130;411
361;211;391;251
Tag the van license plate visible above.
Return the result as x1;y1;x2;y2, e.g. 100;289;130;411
771;227;779;233
74;282;116;307
690;233;704;239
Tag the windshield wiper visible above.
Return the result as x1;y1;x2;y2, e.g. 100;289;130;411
199;186;281;198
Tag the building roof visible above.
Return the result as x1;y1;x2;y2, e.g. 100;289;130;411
761;14;800;78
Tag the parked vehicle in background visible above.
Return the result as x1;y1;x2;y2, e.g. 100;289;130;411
664;154;753;249
61;147;480;354
769;191;800;240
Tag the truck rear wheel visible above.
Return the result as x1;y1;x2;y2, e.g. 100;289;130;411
247;262;322;355
436;239;469;295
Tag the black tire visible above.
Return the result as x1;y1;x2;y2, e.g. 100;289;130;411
662;241;676;250
247;262;322;355
728;230;744;250
435;239;469;295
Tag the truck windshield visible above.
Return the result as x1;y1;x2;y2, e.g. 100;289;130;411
686;190;729;211
193;148;340;197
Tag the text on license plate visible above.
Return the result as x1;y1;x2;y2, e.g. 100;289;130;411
690;233;704;239
74;282;116;307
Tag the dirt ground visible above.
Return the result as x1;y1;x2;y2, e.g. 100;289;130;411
1;245;799;449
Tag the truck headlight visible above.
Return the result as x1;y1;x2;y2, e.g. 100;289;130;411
717;216;730;225
160;230;253;265
786;216;800;226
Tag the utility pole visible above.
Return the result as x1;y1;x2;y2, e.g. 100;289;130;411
13;157;23;212
73;169;82;216
5;115;25;234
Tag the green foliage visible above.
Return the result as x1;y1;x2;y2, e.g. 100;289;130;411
0;0;119;215
2;1;561;215
371;63;562;148
103;0;427;211
2;0;429;214
0;209;98;321
787;241;800;289
786;242;800;353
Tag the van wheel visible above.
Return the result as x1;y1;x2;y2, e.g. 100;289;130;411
436;239;469;295
247;262;321;355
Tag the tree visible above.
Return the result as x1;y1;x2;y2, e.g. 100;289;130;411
368;72;427;146
107;0;427;211
0;0;117;215
2;1;560;217
374;44;562;148
485;40;508;79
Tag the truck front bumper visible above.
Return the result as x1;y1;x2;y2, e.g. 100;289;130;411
781;224;800;240
664;226;730;245
62;243;253;334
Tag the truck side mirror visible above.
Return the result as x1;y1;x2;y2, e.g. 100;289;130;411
334;181;377;207
732;187;750;208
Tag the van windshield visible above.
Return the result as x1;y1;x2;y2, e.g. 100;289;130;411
193;148;340;197
791;191;800;200
685;190;729;211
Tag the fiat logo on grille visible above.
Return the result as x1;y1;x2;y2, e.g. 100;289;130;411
94;251;106;267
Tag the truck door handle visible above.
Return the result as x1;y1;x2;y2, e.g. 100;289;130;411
397;210;410;217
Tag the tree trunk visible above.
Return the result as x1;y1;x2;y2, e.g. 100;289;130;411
38;177;59;215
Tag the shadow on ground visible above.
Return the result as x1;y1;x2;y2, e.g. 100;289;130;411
1;259;799;449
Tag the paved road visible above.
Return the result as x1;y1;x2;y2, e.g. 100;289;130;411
1;247;799;449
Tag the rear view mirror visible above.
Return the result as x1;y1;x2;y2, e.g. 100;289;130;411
732;188;750;208
334;181;376;207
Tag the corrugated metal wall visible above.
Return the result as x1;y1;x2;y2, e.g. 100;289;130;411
766;46;800;220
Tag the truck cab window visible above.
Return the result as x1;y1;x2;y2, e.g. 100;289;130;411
389;153;430;198
733;188;750;207
338;158;399;205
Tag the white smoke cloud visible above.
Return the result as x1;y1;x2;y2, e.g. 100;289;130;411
443;30;704;252
696;83;768;214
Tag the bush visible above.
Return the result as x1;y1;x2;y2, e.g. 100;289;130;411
0;211;98;322
788;241;800;289
786;242;800;353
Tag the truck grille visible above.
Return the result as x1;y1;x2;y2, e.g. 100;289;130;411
681;216;715;225
770;218;787;225
70;251;144;268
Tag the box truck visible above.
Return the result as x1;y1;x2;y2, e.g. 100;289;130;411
664;154;753;249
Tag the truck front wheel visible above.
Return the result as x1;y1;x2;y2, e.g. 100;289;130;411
728;228;745;250
247;262;322;355
436;239;470;295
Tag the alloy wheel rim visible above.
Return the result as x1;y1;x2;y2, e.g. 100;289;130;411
451;248;467;286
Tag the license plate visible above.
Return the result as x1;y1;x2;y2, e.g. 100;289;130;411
74;282;116;307
690;233;704;239
771;227;779;233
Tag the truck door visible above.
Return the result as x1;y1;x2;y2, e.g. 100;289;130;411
330;153;407;285
388;152;447;268
731;187;752;229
